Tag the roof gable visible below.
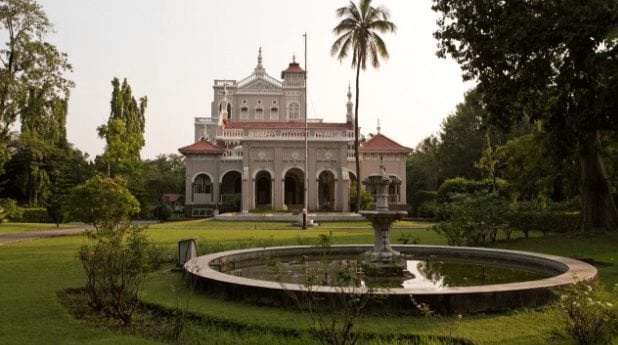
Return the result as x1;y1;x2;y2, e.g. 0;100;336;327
238;76;281;91
360;133;412;153
178;139;225;154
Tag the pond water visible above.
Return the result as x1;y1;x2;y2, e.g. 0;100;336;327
222;256;549;289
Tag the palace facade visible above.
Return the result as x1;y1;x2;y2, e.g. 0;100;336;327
179;49;411;217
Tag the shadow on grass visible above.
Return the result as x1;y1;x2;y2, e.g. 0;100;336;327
57;287;472;345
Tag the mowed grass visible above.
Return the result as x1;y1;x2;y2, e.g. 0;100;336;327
0;222;82;235
0;219;616;345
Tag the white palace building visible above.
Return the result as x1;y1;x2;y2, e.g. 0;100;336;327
179;49;411;217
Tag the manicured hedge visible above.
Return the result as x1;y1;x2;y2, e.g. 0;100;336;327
508;211;580;236
437;177;509;204
20;208;50;223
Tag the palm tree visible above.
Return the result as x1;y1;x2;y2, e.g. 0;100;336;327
331;0;396;212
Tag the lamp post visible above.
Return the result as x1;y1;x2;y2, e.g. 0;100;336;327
302;32;308;230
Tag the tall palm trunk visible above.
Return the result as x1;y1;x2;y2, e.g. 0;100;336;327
354;61;361;212
580;130;618;230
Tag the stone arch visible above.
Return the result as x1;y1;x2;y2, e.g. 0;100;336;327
284;167;304;210
253;167;275;179
315;168;338;180
220;170;242;212
191;172;214;183
318;170;336;211
254;170;272;209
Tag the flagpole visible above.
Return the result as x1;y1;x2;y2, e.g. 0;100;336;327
302;32;308;230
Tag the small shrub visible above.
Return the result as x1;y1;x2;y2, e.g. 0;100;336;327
79;224;152;325
433;193;510;246
153;204;173;221
0;198;23;221
21;208;49;223
558;282;618;345
224;195;241;212
350;186;373;212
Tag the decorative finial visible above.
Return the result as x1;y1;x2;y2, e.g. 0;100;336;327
258;47;263;67
345;83;354;123
377;119;381;134
255;47;265;75
292;52;296;63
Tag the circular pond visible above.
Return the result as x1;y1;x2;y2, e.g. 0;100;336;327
184;245;598;313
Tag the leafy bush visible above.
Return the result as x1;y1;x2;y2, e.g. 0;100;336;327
558;282;618;345
349;186;373;212
153;204;173;221
0;198;23;221
66;176;140;230
224;195;241;212
21;208;49;223
79;224;152;325
409;191;438;218
437;178;508;204
433;193;511;245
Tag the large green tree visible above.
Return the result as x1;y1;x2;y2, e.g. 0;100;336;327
433;0;618;230
0;0;73;173
97;78;147;177
437;89;486;181
331;0;396;212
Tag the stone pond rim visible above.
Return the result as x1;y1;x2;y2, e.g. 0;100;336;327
183;245;598;314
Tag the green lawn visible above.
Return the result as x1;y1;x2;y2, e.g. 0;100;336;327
0;219;616;345
0;222;83;235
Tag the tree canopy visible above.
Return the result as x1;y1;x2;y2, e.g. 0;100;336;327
433;0;618;230
0;0;74;172
97;78;147;176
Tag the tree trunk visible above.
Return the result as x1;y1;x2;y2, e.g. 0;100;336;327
580;131;618;231
354;62;361;213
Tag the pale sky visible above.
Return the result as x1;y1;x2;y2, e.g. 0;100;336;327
38;0;473;160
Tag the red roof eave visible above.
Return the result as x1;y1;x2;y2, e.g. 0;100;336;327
360;133;412;153
178;139;226;154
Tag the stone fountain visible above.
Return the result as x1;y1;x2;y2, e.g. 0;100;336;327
183;162;598;314
359;165;408;275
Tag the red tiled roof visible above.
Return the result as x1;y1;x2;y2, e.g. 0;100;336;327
360;133;412;153
178;139;225;154
281;62;305;77
161;193;181;202
225;121;352;129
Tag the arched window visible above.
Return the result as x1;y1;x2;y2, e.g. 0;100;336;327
255;106;264;120
240;106;248;120
287;102;300;120
193;174;212;194
270;106;279;120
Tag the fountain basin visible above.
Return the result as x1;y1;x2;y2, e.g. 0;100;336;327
184;245;597;314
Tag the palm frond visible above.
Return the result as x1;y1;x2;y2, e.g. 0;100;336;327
368;19;397;33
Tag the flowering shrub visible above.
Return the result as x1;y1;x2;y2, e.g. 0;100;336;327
558;281;618;345
79;224;153;325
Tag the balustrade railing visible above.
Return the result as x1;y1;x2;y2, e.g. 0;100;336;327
220;128;354;141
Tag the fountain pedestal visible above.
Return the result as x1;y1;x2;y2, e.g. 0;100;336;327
359;169;407;276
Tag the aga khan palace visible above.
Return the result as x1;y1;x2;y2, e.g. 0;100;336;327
179;49;411;217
